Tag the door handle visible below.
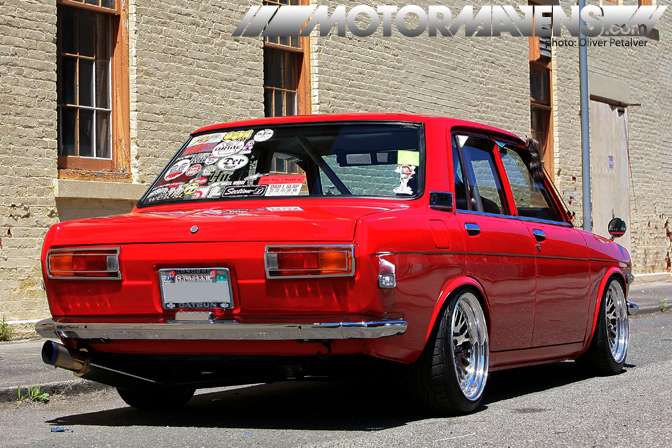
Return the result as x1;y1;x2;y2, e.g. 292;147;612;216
465;223;481;236
533;229;546;241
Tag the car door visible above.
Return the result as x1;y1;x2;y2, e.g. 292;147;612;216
497;143;591;347
451;134;537;351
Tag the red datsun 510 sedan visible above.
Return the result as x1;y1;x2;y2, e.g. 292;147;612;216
37;114;637;414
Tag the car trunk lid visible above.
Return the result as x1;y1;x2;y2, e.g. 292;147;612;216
47;203;405;246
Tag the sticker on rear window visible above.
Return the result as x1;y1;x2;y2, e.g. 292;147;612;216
222;186;267;197
397;150;420;166
218;155;249;171
254;129;273;142
393;165;416;195
185;133;224;154
258;175;306;185
165;160;190;181
185;164;202;177
264;184;303;196
213;139;246;157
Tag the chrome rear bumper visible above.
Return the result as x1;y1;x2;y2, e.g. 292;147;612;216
36;316;408;341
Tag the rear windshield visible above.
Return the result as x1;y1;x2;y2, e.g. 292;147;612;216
139;122;423;206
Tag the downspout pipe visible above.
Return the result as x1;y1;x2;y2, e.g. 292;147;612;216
579;0;592;232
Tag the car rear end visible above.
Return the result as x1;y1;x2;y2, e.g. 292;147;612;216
36;117;427;398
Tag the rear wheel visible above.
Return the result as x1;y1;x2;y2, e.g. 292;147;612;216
117;386;195;411
410;290;489;414
576;278;629;375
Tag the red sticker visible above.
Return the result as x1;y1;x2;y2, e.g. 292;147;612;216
258;175;306;185
186;164;202;177
164;160;190;181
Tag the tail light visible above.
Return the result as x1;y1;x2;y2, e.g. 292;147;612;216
265;245;355;278
46;247;121;280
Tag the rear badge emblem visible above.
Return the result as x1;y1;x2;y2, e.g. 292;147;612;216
190;225;199;234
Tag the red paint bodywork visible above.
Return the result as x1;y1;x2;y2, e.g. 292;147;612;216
41;114;631;371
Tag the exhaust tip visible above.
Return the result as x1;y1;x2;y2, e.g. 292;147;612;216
41;340;87;374
41;341;59;365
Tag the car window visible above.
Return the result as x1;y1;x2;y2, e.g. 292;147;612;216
451;139;470;211
454;135;508;215
498;143;562;222
140;123;423;205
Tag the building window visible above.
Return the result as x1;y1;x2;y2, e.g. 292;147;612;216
263;0;310;175
57;0;129;180
529;3;553;175
530;62;552;174
263;0;310;117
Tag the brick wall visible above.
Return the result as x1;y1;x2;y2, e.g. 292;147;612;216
311;0;530;138
0;0;59;331
130;0;265;184
0;0;266;333
552;0;672;274
1;0;670;332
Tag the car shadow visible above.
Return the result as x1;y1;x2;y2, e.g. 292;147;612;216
482;360;632;405
47;380;417;431
46;361;631;430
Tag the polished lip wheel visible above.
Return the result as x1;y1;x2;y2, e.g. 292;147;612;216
451;292;489;401
605;281;629;364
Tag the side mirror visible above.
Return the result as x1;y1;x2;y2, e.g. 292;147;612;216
429;192;454;212
608;218;627;240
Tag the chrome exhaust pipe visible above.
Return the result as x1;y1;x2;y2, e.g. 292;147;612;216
42;340;89;374
41;341;157;391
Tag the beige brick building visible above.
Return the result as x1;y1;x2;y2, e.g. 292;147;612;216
1;0;670;335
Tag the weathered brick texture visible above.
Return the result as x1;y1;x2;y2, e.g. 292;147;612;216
0;0;59;331
1;0;671;332
130;0;265;183
552;0;672;274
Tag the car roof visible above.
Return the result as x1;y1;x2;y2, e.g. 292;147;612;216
193;113;523;143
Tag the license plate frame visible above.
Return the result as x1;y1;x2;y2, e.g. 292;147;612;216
159;268;234;310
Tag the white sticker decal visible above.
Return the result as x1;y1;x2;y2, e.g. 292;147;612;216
213;139;246;157
393;165;416;195
218;155;249;171
207;185;224;198
204;154;220;165
264;183;303;196
254;129;274;142
164;160;190;181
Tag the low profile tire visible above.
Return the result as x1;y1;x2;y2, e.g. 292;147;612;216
117;386;195;411
576;278;629;375
410;290;489;414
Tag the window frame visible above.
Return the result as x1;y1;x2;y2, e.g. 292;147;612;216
136;120;425;208
57;0;130;182
451;133;511;216
262;0;311;118
450;130;572;226
528;2;554;175
497;142;565;224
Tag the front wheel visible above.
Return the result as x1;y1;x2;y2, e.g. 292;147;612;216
576;278;629;375
410;290;489;414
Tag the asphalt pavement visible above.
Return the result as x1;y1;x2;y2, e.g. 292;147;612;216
0;280;669;404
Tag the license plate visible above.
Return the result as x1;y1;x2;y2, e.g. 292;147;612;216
159;268;233;310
